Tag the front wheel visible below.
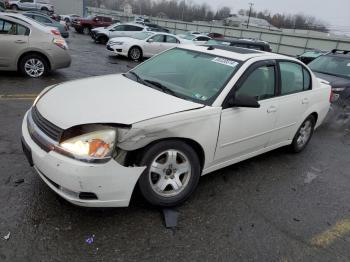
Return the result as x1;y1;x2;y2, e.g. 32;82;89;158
290;115;316;153
83;27;90;35
128;46;142;61
138;140;201;207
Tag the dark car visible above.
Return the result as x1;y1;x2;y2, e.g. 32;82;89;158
72;15;113;34
205;32;225;39
297;50;328;64
145;23;169;33
308;49;350;103
206;38;272;52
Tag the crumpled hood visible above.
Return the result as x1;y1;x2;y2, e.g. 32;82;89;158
36;74;203;129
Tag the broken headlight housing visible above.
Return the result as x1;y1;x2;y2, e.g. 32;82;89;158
58;126;117;163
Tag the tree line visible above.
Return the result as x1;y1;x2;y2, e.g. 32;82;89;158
88;0;329;32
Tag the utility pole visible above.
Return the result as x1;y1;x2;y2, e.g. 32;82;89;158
247;2;254;28
181;0;186;21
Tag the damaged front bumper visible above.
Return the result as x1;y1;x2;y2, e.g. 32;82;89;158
21;111;146;208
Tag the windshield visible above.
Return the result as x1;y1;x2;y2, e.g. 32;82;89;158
129;48;240;104
309;55;350;79
132;32;154;40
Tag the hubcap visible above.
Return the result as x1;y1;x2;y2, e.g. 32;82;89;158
24;59;44;78
296;120;312;147
149;150;191;197
130;48;140;60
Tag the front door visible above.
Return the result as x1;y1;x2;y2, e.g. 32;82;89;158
143;34;166;57
0;19;29;69
215;61;278;162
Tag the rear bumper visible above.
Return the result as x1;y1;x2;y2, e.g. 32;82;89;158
21;110;146;207
49;47;71;70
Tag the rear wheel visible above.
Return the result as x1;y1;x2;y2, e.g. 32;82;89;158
98;35;108;44
19;54;49;78
138;140;201;207
128;46;142;61
290;115;316;153
83;27;90;35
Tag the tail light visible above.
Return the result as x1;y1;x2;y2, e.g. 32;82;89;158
53;38;68;50
51;29;61;36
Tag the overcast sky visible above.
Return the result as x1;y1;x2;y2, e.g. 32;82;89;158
194;0;350;34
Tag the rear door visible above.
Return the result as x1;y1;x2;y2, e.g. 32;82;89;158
0;18;29;69
215;60;279;162
268;61;313;146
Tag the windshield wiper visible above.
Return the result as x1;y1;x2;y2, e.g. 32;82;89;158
144;79;180;98
127;71;148;85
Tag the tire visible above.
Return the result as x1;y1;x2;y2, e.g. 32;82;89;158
290;115;316;153
137;140;201;207
11;5;18;10
98;35;108;44
64;18;70;23
19;54;49;78
83;27;91;35
128;46;142;61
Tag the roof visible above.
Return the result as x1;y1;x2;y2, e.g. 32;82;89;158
179;44;291;62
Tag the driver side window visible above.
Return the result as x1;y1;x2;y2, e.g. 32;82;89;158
150;34;165;42
236;65;276;100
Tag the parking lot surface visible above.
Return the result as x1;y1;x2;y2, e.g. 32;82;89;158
0;32;350;262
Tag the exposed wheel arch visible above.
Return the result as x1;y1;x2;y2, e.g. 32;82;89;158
17;51;51;72
310;112;318;125
128;45;143;61
125;137;205;172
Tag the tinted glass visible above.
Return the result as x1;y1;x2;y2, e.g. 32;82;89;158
125;25;143;31
131;48;240;104
196;36;210;41
35;15;52;23
166;35;178;43
303;68;311;90
0;19;28;35
115;25;126;31
308;55;350;79
236;65;275;100
132;32;154;40
150;34;165;42
280;62;304;95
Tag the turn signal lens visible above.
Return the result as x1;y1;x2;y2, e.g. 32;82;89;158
53;38;68;50
51;29;61;36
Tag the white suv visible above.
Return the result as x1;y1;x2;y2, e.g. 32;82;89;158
91;23;148;44
21;46;331;207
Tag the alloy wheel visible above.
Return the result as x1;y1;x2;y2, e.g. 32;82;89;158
296;119;312;148
24;59;45;78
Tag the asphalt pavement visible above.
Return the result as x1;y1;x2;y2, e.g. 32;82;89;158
0;31;349;262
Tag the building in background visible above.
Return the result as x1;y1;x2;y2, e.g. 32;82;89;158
51;0;84;16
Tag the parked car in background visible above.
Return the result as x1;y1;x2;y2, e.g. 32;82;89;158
180;34;211;45
8;0;54;13
60;14;81;23
308;49;350;102
297;50;328;64
0;0;5;11
92;23;149;44
145;23;170;33
205;38;272;52
107;32;183;60
72;15;113;35
205;32;224;39
0;13;71;77
21;45;331;208
23;12;69;38
134;16;150;24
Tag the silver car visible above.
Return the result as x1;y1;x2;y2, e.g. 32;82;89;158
0;12;71;77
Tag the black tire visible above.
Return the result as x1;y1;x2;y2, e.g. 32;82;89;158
137;140;201;207
41;7;48;11
11;5;18;10
290;115;316;153
128;46;142;61
83;27;91;35
64;18;70;23
19;54;49;78
98;35;108;44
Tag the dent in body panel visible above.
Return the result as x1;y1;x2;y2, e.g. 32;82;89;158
117;107;222;170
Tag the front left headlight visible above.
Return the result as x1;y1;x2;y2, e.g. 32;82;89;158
59;129;117;162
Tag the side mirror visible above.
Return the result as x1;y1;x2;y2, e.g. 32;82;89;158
147;38;154;43
226;94;260;108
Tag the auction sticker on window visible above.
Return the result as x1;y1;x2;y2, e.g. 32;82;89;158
212;57;238;68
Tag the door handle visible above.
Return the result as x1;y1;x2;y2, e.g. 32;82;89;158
14;40;26;44
267;106;277;113
302;98;309;104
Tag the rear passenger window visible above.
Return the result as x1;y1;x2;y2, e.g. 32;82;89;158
280;62;304;95
303;68;311;90
236;65;276;100
126;25;143;31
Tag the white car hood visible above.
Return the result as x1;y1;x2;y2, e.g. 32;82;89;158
36;74;203;129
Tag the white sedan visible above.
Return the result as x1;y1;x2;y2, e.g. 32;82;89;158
107;32;184;60
180;34;212;45
21;45;331;208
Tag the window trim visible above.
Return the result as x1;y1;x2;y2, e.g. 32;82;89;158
222;60;278;108
276;59;313;97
